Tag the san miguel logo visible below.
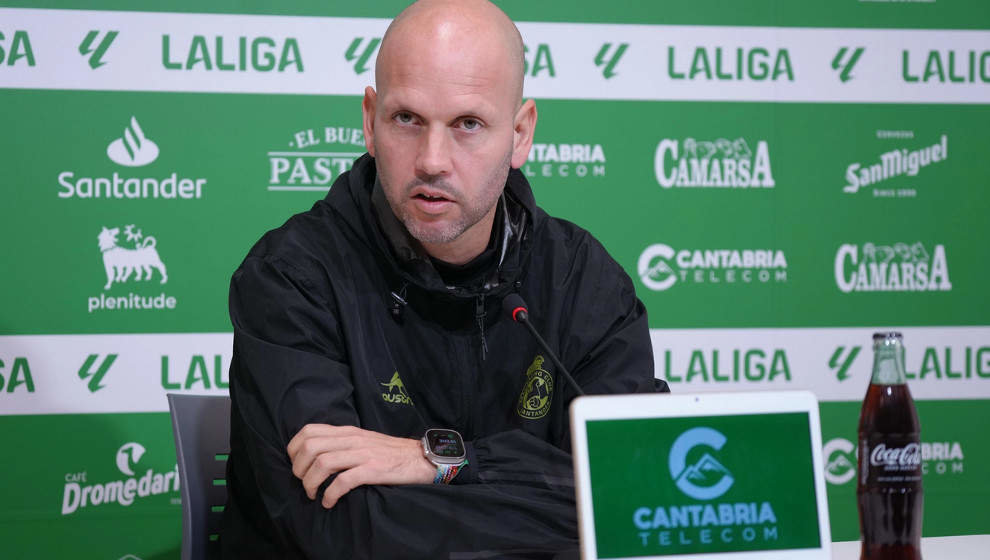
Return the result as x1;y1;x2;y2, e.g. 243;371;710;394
834;242;951;293
655;137;775;189
89;224;176;313
843;134;947;196
516;355;553;420
380;372;412;406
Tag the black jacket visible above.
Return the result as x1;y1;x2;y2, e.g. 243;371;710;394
222;154;659;559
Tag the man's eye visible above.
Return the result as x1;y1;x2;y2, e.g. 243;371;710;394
394;112;414;125
459;118;482;131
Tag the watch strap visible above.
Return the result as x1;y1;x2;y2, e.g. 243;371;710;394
432;459;468;484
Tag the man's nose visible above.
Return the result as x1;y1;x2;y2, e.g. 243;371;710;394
415;125;452;178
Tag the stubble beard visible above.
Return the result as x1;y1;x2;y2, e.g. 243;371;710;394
380;150;512;246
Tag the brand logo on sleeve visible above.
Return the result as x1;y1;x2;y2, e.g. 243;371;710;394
380;371;413;406
516;355;553;419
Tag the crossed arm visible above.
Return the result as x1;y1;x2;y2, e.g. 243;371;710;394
286;424;435;509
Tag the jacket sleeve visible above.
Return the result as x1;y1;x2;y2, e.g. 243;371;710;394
226;254;581;559
454;241;658;488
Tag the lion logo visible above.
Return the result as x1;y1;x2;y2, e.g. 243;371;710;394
98;225;168;290
516;355;553;420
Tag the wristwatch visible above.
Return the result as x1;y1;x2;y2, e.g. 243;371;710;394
421;428;468;484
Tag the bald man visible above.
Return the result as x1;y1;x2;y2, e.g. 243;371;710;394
222;1;658;558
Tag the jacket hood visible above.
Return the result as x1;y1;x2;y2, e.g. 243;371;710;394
322;153;538;299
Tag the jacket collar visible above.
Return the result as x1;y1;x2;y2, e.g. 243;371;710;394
328;154;535;298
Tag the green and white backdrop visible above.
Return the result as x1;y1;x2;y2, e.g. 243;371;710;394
1;1;988;557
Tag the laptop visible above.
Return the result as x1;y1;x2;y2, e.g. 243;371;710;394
570;390;832;560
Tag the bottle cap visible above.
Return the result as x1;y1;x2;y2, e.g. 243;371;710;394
872;332;903;347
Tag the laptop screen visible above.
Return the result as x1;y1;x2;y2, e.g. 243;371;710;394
585;411;822;558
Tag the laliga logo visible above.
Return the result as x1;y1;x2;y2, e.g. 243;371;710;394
638;244;677;291
115;442;146;476
107;116;159;167
669;427;734;500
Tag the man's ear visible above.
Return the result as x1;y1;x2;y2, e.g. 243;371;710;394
362;86;377;157
510;99;537;169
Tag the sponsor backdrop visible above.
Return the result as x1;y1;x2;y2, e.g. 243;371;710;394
1;1;988;557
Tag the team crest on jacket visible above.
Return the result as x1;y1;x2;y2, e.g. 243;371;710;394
516;356;553;419
380;371;413;406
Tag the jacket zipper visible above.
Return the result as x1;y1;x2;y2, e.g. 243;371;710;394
475;294;488;361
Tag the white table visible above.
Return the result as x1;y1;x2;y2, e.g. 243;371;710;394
832;534;990;559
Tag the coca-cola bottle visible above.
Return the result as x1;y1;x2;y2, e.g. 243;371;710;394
857;332;923;559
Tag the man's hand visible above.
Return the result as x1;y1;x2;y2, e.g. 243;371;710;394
287;424;436;509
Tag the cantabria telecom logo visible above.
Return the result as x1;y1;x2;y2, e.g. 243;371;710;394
90;224;177;313
834;242;951;293
633;427;779;548
823;438;856;485
524;142;606;179
62;442;179;516
843;133;947;197
639;244;787;292
669;428;734;500
58;116;207;200
268;124;364;191
655;137;775;189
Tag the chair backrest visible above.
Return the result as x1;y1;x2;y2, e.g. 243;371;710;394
167;394;231;560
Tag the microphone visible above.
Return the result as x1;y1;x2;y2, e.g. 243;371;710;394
502;294;585;397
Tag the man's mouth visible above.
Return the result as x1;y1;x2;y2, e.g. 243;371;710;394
414;193;450;202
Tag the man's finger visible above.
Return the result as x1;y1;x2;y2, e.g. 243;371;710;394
287;424;339;459
290;435;366;479
322;467;370;509
301;452;363;499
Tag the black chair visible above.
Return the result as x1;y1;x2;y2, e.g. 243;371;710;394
167;394;231;560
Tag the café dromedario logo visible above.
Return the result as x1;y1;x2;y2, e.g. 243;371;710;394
62;442;179;516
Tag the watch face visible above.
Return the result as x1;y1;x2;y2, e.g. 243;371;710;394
426;429;465;458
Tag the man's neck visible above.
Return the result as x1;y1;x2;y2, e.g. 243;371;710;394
421;205;498;266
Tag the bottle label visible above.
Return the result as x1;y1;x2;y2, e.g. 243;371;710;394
860;436;922;485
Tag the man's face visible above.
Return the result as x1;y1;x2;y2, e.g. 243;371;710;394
362;27;533;261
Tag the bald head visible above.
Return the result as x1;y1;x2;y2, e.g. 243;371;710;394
376;0;525;106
